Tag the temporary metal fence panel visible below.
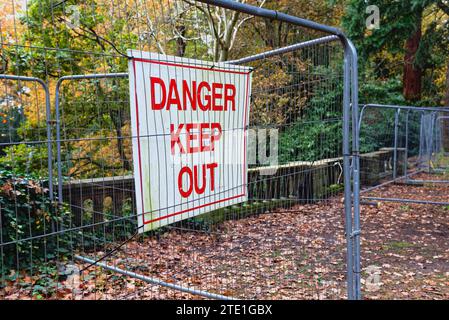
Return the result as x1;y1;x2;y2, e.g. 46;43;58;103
0;0;360;300
358;104;449;199
0;74;61;287
357;103;449;298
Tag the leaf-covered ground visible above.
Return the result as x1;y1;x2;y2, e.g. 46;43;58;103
1;173;448;300
359;172;449;299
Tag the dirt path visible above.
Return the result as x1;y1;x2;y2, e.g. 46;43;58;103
360;173;449;299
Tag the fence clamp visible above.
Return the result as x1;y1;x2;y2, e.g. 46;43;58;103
350;229;361;238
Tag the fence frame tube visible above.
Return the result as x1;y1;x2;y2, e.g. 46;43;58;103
74;255;235;300
0;75;54;201
393;109;400;179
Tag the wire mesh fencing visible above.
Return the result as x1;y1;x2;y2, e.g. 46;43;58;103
0;0;360;300
359;104;449;203
357;104;449;299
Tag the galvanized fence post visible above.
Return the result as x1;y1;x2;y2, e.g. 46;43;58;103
349;40;361;300
404;110;410;180
393;109;400;180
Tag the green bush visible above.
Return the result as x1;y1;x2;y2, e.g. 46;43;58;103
0;169;72;272
278;81;343;163
0;144;49;177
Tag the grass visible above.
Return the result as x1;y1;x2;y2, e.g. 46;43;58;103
382;241;415;251
271;249;282;258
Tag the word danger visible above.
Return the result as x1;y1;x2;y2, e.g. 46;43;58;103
152;76;237;199
150;76;236;111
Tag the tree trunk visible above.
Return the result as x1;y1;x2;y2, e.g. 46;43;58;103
219;47;229;62
110;109;131;172
403;14;422;101
262;19;283;48
175;25;187;57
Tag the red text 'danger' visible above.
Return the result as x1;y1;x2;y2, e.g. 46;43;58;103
171;122;222;154
150;76;236;111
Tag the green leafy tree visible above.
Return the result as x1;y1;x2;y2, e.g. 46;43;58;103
4;0;139;177
343;0;449;104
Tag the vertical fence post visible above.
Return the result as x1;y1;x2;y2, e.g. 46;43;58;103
43;82;54;202
341;42;354;300
348;39;361;300
54;80;64;204
393;109;400;180
429;112;437;172
404;110;410;180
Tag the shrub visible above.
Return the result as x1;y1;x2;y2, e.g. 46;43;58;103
0;144;49;177
278;81;343;163
0;169;72;273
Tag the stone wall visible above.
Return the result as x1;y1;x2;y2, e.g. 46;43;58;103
360;148;405;186
62;148;402;224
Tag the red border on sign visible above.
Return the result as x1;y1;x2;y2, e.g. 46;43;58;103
131;57;251;226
